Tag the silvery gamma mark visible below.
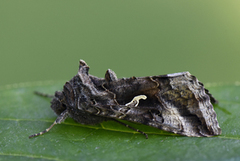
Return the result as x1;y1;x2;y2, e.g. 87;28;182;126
29;59;221;138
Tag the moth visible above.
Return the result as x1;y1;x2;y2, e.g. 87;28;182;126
29;59;221;139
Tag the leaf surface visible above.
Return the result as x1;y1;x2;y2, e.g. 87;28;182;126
0;81;240;161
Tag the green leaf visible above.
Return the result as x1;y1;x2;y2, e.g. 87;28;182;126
0;81;240;161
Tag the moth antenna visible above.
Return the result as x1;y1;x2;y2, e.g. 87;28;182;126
34;91;54;98
125;95;147;107
29;110;69;138
112;119;148;139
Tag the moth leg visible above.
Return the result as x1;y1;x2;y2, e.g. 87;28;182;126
112;119;148;139
109;106;127;119
94;106;101;115
34;91;54;98
29;110;69;138
125;95;147;107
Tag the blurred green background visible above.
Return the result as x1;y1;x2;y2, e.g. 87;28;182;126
1;0;240;86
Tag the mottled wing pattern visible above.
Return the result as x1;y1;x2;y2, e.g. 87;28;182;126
30;59;221;138
69;61;221;137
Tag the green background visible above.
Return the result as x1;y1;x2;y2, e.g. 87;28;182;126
1;0;240;86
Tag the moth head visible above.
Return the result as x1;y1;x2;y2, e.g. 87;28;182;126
50;91;67;115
